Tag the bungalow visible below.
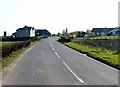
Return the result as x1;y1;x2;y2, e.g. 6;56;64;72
35;29;51;37
12;25;35;37
107;28;120;36
91;27;120;36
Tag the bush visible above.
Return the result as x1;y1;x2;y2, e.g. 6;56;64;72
58;36;71;42
2;41;30;57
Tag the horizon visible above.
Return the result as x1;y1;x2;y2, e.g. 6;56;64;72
0;0;119;36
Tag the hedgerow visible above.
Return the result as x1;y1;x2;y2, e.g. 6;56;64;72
2;41;30;57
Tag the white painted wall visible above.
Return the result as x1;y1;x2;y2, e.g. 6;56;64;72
30;29;35;37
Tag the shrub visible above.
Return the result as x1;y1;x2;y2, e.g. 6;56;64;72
2;41;30;57
58;36;71;42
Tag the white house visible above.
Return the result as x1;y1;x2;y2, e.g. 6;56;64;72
13;26;35;37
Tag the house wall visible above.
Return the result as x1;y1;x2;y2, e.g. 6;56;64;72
30;29;35;37
16;29;30;37
93;32;106;36
108;28;119;36
101;32;106;36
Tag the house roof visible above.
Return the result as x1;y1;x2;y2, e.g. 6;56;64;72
91;28;114;32
35;29;48;31
35;29;51;34
16;26;34;31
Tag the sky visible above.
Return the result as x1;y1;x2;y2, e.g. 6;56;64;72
0;0;119;36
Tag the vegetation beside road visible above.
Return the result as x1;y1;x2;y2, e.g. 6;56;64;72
0;36;44;71
64;42;119;69
74;36;119;41
2;41;30;57
0;41;37;70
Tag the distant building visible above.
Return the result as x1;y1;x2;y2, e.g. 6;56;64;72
35;29;51;37
12;25;35;37
91;27;120;36
68;32;76;37
68;31;85;38
76;31;86;37
108;28;120;36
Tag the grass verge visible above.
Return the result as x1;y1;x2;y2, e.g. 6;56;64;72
64;42;119;69
0;41;37;71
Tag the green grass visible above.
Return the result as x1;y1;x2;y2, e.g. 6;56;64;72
73;36;120;41
64;42;119;69
0;41;37;71
89;36;119;39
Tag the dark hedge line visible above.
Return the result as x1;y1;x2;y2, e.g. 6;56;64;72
58;36;72;42
2;41;30;58
2;37;36;41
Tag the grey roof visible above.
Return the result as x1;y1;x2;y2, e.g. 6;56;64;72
16;26;33;31
35;29;50;32
91;28;114;32
35;29;47;31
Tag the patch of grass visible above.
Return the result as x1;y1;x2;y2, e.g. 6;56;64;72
0;41;37;71
64;42;119;69
74;36;120;40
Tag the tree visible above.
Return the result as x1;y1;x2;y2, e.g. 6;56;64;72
57;32;60;36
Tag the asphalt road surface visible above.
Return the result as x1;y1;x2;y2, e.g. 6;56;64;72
2;37;118;85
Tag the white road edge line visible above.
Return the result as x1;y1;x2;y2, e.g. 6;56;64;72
71;49;118;71
63;62;85;83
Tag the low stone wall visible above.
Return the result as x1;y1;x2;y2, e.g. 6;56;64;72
74;39;120;51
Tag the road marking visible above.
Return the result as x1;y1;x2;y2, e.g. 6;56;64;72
55;52;60;58
72;49;118;71
52;47;55;51
38;69;43;73
33;73;35;76
49;39;84;83
62;62;85;83
49;40;60;58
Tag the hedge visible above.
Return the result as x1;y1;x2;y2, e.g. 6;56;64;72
58;36;71;42
2;41;30;57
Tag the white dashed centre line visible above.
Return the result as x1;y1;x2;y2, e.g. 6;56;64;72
55;52;60;58
33;73;35;76
63;62;85;83
49;39;85;84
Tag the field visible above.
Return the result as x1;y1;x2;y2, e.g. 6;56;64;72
64;42;119;69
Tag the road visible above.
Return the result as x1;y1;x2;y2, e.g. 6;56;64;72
2;37;118;85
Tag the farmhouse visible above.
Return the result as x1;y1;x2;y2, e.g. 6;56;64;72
35;29;51;37
91;27;120;36
12;26;35;37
